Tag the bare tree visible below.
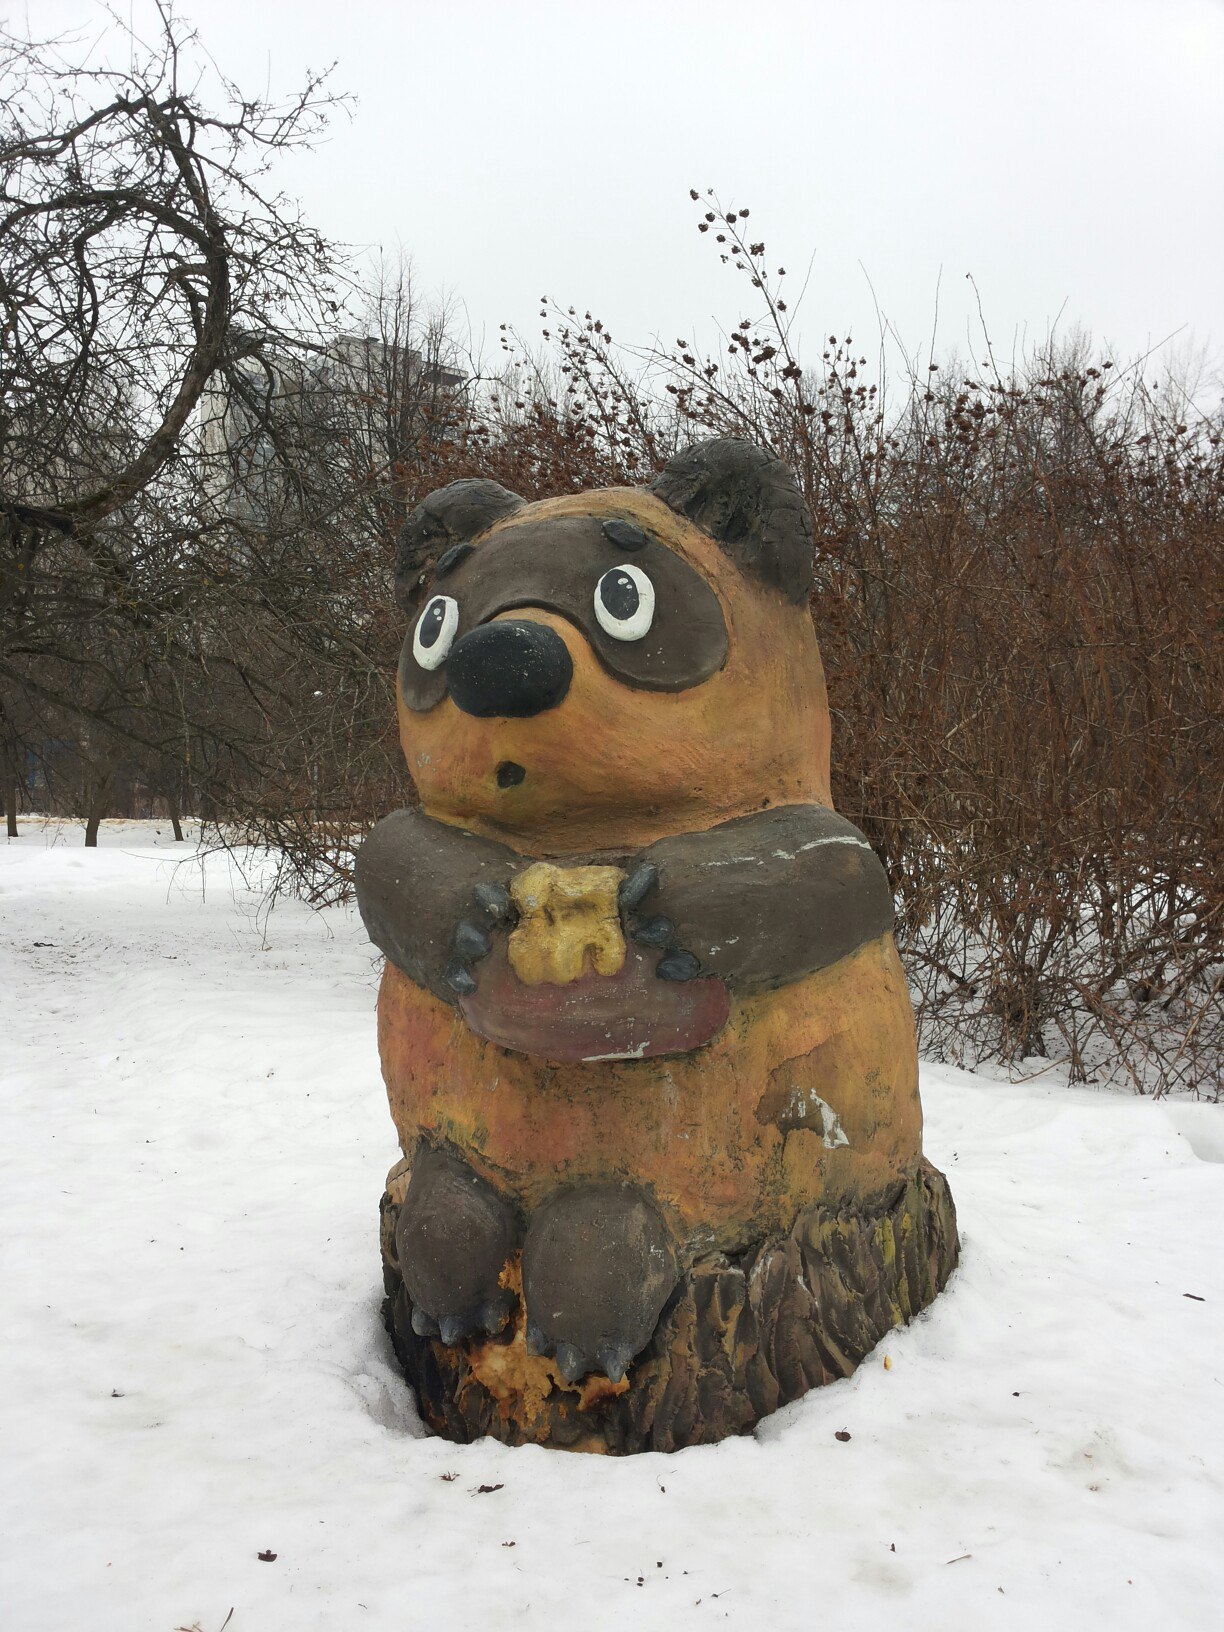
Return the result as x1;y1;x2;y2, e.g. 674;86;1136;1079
217;256;477;894
0;3;345;839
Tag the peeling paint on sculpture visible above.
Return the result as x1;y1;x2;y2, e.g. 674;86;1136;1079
356;437;959;1452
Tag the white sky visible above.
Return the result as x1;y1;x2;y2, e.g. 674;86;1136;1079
31;0;1224;388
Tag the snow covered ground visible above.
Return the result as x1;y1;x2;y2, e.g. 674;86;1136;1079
2;820;1222;1632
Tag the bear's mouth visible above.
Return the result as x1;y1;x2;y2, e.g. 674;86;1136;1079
496;760;526;789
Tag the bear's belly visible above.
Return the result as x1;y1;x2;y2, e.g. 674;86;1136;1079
375;933;922;1252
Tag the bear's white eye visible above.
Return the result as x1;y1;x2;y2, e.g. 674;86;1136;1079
413;594;459;669
594;563;655;642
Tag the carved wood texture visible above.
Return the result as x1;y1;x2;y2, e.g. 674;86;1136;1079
380;1158;959;1454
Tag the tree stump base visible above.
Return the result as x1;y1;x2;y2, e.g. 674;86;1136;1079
379;1159;959;1454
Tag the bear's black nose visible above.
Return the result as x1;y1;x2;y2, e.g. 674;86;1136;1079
446;620;573;718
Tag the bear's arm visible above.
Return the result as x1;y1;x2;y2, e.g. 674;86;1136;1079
354;807;523;1005
639;805;895;994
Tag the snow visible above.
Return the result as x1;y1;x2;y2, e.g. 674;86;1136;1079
2;820;1222;1632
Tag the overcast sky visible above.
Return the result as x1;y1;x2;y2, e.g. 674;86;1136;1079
33;0;1224;391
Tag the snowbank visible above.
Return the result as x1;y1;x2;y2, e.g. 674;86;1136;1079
2;822;1221;1630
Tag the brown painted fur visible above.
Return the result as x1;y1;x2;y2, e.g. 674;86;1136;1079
378;486;922;1254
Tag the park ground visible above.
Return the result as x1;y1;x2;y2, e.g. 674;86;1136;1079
1;821;1222;1632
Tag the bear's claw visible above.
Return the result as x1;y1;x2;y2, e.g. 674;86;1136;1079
445;877;515;997
618;862;659;912
478;1291;515;1335
396;1146;521;1348
595;1340;634;1385
656;949;702;982
629;913;675;949
622;877;704;981
524;1326;632;1385
437;1313;468;1346
554;1342;588;1384
443;959;477;995
522;1183;678;1386
415;1293;512;1347
453;920;492;962
472;881;515;924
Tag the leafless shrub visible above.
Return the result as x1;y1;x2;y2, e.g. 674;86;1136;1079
626;194;1221;1095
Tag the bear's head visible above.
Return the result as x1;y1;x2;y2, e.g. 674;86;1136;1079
393;438;832;853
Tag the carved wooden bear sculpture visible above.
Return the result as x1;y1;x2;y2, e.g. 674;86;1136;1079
356;438;958;1453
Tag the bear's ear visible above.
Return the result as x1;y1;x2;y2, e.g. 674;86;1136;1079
394;479;525;611
649;438;813;603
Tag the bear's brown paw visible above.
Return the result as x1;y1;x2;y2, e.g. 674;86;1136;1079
522;1184;678;1383
395;1145;520;1344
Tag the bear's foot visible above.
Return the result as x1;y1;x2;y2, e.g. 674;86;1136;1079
393;1145;520;1344
381;1159;960;1453
521;1184;679;1383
